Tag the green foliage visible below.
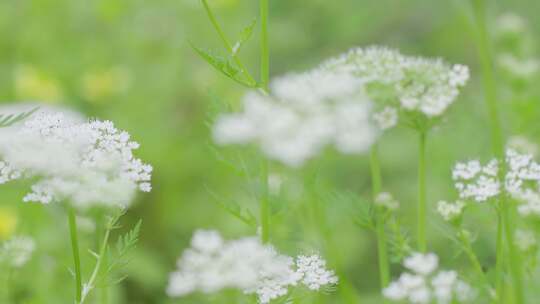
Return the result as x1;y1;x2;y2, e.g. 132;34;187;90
0;108;38;128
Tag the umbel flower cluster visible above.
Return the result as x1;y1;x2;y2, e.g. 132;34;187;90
0;111;152;209
167;230;338;303
214;71;378;167
0;236;35;268
214;46;469;167
383;253;473;304
320;46;470;118
448;149;540;216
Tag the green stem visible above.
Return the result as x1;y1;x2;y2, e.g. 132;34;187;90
503;201;524;304
370;146;390;287
80;216;115;304
495;202;505;302
5;268;12;303
471;0;503;158
259;0;269;91
260;160;270;243
417;131;427;252
459;231;491;288
68;207;83;303
471;2;511;301
200;0;257;86
96;216;109;304
258;0;270;243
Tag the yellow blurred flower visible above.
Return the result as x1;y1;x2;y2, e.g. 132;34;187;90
0;207;17;240
81;66;131;104
14;64;63;103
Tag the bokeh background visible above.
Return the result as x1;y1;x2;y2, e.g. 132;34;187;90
1;0;540;303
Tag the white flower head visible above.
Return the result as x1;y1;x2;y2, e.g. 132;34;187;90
320;46;469;118
496;13;527;36
404;252;439;275
213;69;378;167
0;111;152;209
507;136;539;157
515;229;536;251
384;253;474;304
437;200;466;221
375;192;400;210
452;159;500;202
295;255;338;290
0;236;35;268
374;106;398;130
167;230;337;303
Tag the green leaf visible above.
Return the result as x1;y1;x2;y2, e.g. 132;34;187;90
190;42;255;88
115;220;142;257
0;107;39;128
232;19;257;56
190;43;243;80
205;186;258;228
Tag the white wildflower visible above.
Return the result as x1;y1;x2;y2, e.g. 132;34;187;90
452;160;500;202
436;200;466;221
516;189;540;216
375;192;400;210
321;46;469;118
374;106;398;130
515;229;536;251
167;230;337;303
404;252;438;275
495;13;527;36
0;111;152;209
498;54;540;79
507;136;538;157
213;70;378;167
296;255;338;290
0;236;35;268
383;252;473;304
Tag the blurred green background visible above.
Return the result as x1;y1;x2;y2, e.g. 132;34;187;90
1;0;540;303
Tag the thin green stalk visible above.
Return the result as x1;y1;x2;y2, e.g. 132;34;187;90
370;146;390;287
68;207;83;303
471;2;510;301
5;268;13;303
200;0;257;85
495;202;505;301
417;131;427;252
96;216;109;304
259;0;269;91
258;0;270;243
471;0;503;158
260;160;270;243
458;231;491;288
80;218;114;304
503;201;524;304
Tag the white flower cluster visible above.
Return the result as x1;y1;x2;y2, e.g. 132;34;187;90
515;229;536;251
383;252;473;304
375;192;400;210
167;230;338;303
436;200;465;221
214;70;378;167
450;149;540;217
0;236;35;268
321;46;470;118
0;111;152;209
452;159;500;202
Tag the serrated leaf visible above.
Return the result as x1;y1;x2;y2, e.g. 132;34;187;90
190;42;257;88
232;19;257;56
0;107;39;128
115;220;142;256
388;219;412;263
205;186;257;228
